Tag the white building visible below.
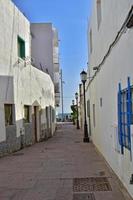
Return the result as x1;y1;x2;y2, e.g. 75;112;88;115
31;23;60;107
79;83;84;130
87;0;133;197
0;0;56;156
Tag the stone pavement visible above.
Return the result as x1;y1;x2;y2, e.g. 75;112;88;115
0;123;132;200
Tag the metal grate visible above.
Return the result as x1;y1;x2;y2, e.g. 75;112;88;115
73;193;95;200
73;177;112;192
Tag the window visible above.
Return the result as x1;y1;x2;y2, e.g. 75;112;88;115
24;105;30;123
97;0;102;29
87;100;90;117
131;88;133;124
118;77;132;153
100;98;102;107
93;104;96;127
4;104;14;126
46;106;50;128
17;36;25;59
90;29;93;53
52;108;55;123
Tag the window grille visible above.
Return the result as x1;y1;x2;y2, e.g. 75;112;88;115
118;77;132;154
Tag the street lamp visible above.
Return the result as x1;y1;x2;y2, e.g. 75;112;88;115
72;100;75;106
75;92;80;129
80;70;90;143
72;100;75;125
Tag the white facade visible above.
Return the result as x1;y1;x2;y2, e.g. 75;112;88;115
0;0;55;155
79;84;84;130
87;0;133;197
31;23;60;107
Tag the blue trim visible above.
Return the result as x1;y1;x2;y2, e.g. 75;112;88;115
118;77;132;154
127;77;131;150
118;83;124;154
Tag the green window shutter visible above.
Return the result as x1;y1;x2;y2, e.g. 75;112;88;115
17;36;25;59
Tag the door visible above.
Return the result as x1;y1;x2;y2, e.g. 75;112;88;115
34;106;38;142
87;99;91;136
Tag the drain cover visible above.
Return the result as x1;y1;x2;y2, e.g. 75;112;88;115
73;177;112;192
73;193;95;200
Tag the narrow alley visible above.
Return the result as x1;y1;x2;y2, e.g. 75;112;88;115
0;123;132;200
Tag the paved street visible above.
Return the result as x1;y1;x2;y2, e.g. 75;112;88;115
0;123;132;200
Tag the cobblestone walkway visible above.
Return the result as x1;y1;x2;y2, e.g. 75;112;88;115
0;123;132;200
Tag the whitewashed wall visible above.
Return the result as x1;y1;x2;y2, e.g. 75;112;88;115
0;0;31;76
0;0;55;152
31;24;60;106
13;61;55;138
87;0;133;197
31;23;54;80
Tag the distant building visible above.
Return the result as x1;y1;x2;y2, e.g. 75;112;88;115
0;0;56;156
31;23;60;108
86;0;133;197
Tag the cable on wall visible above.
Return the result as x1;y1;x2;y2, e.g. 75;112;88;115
87;5;133;89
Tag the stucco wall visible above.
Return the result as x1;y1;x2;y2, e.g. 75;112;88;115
13;61;55;138
0;0;31;76
31;23;60;106
0;0;56;156
87;0;133;197
31;23;54;80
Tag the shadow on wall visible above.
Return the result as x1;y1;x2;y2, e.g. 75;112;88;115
0;104;56;157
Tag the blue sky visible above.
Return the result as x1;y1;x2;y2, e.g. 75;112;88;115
12;0;92;113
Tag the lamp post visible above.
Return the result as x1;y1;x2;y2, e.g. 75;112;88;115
80;70;90;143
72;99;75;106
72;100;75;125
75;92;80;129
